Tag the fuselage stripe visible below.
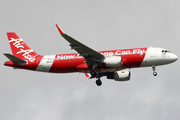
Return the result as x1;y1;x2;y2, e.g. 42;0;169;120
36;55;56;72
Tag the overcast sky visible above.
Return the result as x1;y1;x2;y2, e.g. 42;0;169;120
1;0;180;120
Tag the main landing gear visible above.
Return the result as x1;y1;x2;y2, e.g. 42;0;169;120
90;70;102;86
152;65;157;76
90;62;102;86
96;79;102;86
90;70;96;77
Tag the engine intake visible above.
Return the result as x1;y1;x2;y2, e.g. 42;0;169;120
107;70;131;81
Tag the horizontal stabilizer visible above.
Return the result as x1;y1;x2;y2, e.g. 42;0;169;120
4;53;27;64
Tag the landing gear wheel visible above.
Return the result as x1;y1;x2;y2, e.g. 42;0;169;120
153;72;157;76
152;65;157;76
96;79;102;86
90;70;96;77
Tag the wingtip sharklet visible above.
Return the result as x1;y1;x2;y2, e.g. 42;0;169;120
55;24;65;35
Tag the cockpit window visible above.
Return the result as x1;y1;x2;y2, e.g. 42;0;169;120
162;50;170;53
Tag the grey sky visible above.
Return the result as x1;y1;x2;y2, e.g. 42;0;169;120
1;0;180;120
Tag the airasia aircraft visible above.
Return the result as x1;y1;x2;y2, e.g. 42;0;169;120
4;24;178;86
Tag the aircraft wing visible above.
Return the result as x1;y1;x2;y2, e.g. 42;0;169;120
56;24;105;62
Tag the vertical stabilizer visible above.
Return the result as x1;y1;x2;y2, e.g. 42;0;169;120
7;32;38;62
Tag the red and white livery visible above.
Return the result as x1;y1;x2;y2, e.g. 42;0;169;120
4;24;178;86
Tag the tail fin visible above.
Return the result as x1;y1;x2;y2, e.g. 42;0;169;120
7;32;38;62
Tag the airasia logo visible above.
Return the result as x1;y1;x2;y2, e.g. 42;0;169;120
9;38;35;62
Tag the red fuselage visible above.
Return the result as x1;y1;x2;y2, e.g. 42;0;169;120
5;48;147;73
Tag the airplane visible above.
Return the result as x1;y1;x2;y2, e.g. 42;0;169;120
4;24;178;86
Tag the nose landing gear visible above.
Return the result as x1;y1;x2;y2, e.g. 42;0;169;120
152;65;157;76
153;71;157;76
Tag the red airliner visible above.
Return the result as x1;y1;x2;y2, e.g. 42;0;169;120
4;24;178;86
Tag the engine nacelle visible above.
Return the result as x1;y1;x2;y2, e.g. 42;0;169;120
102;56;122;67
107;70;131;81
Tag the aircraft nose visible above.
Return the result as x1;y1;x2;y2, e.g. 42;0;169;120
171;54;178;62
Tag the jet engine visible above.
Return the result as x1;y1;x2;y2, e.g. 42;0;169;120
102;56;122;67
107;70;131;81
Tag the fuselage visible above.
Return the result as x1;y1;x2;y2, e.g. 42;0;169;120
4;47;178;73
